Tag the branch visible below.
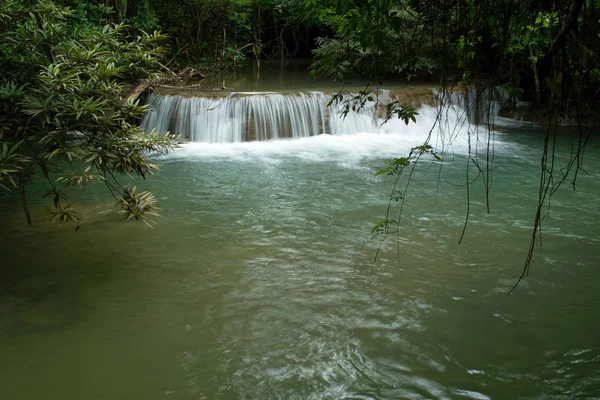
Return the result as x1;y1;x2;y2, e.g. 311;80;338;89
546;0;584;59
19;169;31;227
156;61;178;78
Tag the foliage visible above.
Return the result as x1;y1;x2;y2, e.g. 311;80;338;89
307;0;441;83
308;0;600;115
118;185;160;227
329;86;418;125
0;0;177;227
372;143;439;223
104;0;328;70
0;141;31;192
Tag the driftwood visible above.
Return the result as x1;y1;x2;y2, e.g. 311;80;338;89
178;66;205;81
156;61;178;78
125;82;151;102
157;83;203;89
155;85;238;95
122;66;207;104
155;63;205;84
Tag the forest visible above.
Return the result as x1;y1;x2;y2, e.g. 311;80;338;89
1;1;600;399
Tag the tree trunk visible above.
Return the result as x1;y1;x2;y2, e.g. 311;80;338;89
116;0;127;22
20;170;31;227
273;8;284;59
529;44;541;104
252;1;262;79
546;0;584;59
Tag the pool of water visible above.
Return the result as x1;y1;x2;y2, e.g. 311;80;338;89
157;59;436;95
1;110;599;399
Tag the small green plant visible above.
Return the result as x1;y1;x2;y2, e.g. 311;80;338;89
118;186;160;227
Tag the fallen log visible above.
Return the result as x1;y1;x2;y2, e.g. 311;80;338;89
179;66;205;81
157;84;203;89
125;82;151;103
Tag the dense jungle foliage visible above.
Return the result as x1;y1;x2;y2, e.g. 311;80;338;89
99;0;330;68
1;0;598;229
310;0;600;122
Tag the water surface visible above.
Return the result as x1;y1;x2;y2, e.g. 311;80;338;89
1;105;599;399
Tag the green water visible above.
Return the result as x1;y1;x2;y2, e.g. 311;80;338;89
156;59;433;95
1;123;599;399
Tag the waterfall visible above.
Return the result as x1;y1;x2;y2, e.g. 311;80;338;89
441;87;524;125
141;88;521;145
141;91;392;143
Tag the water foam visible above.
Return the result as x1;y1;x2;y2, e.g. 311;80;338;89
144;90;513;163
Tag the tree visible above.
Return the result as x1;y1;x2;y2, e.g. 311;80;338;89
307;0;440;83
105;0;328;70
0;0;177;228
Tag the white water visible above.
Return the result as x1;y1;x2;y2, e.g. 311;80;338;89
142;92;329;142
141;91;493;148
144;91;511;163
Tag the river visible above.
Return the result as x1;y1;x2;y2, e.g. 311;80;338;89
1;73;599;399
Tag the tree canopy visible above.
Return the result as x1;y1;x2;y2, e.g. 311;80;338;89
97;0;329;69
308;0;600;118
0;0;177;227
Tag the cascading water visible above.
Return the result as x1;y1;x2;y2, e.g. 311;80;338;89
141;88;516;157
141;91;423;143
444;87;507;125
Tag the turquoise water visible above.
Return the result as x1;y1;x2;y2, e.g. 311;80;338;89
1;107;599;399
